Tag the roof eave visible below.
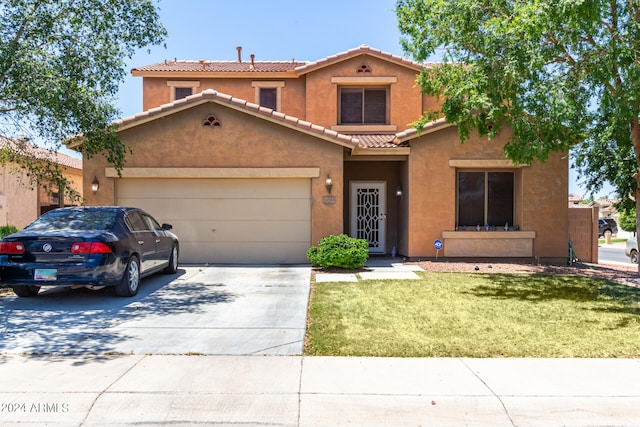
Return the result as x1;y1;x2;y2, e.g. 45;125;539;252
295;46;425;76
131;70;300;79
350;147;411;156
395;119;453;143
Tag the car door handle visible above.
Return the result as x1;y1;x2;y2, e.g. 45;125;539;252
155;239;160;244
138;240;144;245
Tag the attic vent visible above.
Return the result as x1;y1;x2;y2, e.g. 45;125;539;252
357;64;372;73
202;115;221;127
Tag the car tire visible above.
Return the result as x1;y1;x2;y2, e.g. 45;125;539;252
163;245;179;274
631;250;639;264
12;285;41;297
115;256;140;297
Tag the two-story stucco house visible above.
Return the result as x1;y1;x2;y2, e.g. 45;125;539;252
76;45;568;264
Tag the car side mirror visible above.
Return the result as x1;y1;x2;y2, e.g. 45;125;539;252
161;223;173;231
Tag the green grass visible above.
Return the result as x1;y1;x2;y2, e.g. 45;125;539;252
305;272;640;357
598;238;627;244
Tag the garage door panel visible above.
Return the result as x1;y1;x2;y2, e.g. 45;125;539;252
118;178;310;199
118;198;310;222
181;242;310;264
168;220;310;243
117;178;311;264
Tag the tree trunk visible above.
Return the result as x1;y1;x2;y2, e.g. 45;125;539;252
632;118;640;274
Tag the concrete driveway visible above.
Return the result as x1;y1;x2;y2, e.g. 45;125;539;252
0;265;311;355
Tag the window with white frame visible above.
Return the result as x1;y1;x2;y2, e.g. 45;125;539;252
457;171;514;228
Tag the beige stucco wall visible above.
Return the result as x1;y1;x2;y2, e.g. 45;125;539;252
83;101;344;247
0;165;37;228
0;163;81;228
568;206;598;263
304;55;425;130
139;54;436;134
405;126;568;261
141;77;306;120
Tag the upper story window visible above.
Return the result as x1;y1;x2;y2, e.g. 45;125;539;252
167;80;200;102
174;87;193;100
259;88;278;110
252;81;285;111
330;77;397;132
457;171;514;228
339;87;387;124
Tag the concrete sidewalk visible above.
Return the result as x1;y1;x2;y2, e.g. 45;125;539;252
315;257;424;282
1;354;640;426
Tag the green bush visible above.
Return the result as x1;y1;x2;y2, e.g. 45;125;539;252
618;207;636;233
0;225;18;239
307;234;369;269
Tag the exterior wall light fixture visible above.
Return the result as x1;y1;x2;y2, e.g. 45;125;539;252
325;176;333;193
396;185;403;197
91;176;100;193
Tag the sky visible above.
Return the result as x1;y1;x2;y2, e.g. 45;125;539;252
109;0;608;198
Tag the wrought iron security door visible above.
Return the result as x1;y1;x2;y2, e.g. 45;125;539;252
350;182;386;253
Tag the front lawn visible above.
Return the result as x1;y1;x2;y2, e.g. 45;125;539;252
305;272;640;357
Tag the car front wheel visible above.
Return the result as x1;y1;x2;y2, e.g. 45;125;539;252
631;250;639;264
115;256;140;297
12;285;41;297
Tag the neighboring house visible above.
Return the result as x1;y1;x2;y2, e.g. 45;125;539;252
568;193;583;206
75;45;568;264
0;138;83;228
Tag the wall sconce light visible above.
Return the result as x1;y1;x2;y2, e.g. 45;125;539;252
325;176;333;193
91;176;100;193
396;185;403;197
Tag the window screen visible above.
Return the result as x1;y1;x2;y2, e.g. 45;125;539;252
339;87;387;124
259;88;278;110
457;171;514;227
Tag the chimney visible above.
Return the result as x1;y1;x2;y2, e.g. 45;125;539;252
236;46;242;63
250;54;255;70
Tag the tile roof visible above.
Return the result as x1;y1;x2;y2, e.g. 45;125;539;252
351;134;409;149
132;59;308;73
295;45;425;74
131;45;431;76
0;137;82;169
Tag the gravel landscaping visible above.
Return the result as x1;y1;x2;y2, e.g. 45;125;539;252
410;259;640;286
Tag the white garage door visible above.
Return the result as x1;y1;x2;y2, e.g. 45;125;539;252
117;178;311;264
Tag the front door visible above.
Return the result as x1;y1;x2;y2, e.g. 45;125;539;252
350;182;386;253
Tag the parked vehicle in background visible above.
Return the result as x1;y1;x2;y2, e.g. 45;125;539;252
0;206;179;297
625;237;638;263
598;218;618;237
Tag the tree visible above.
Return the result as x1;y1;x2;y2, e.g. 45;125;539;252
0;0;166;202
396;0;640;271
619;206;636;234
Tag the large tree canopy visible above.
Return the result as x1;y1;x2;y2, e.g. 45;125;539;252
396;0;640;213
0;0;166;202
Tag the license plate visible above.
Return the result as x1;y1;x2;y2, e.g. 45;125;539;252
34;269;57;281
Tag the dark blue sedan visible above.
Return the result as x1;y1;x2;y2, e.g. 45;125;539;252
0;206;179;297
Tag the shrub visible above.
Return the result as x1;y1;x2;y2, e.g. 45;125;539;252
0;225;18;239
307;234;369;269
618;207;636;234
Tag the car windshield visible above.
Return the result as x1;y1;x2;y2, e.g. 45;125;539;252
24;209;118;232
